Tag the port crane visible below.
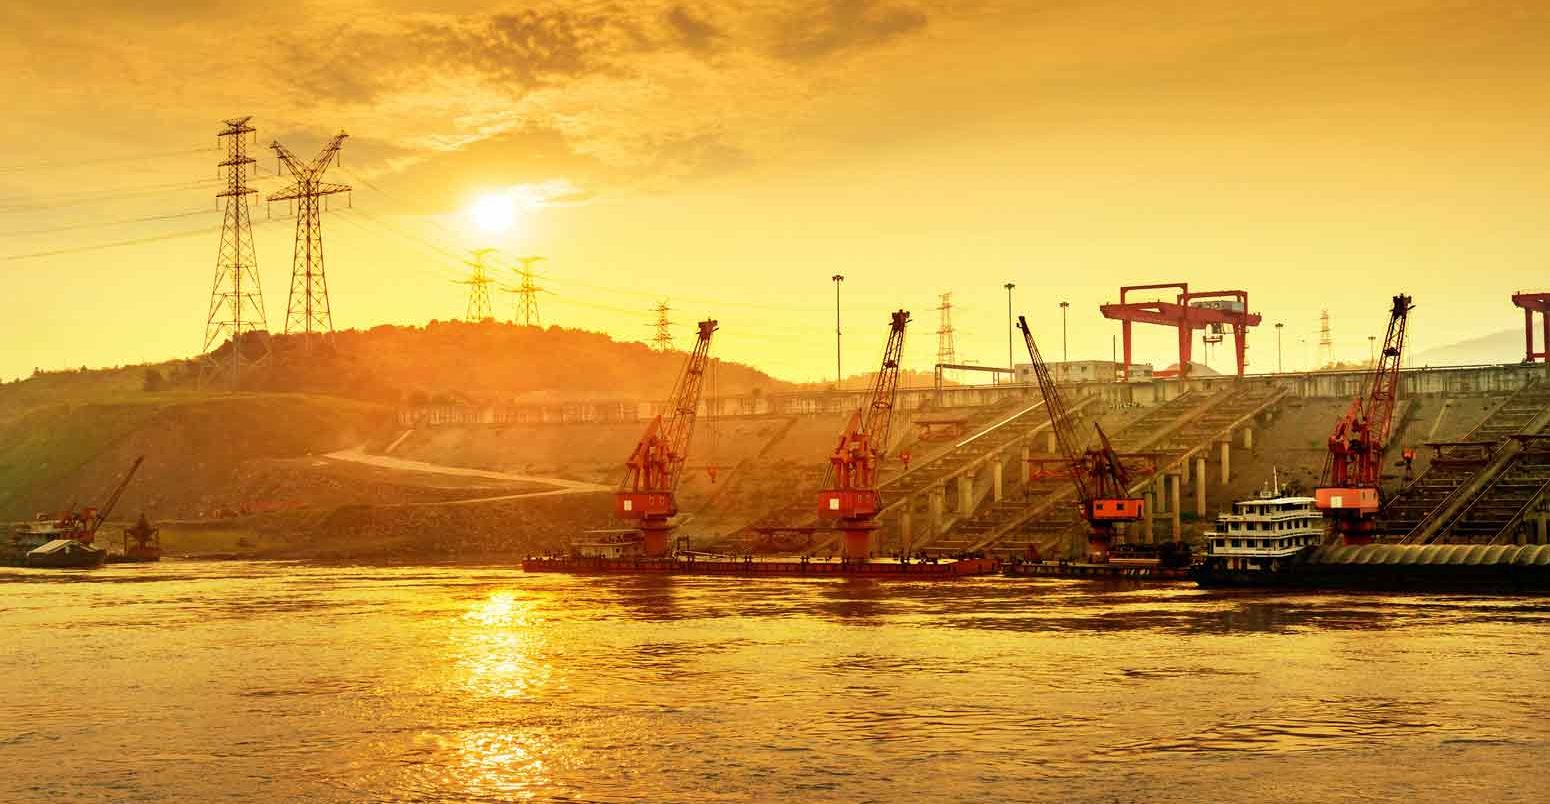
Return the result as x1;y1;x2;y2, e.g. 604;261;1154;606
1315;294;1414;544
1018;316;1146;561
54;456;145;545
616;319;718;556
818;310;910;558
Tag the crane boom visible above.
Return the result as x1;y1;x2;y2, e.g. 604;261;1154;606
1018;315;1088;502
819;310;909;558
617;319;717;556
1018;315;1145;561
1316;294;1413;544
88;456;144;536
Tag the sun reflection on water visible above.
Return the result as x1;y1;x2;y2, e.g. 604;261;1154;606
445;590;559;797
456;592;554;699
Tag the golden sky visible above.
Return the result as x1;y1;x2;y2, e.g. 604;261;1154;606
2;0;1548;383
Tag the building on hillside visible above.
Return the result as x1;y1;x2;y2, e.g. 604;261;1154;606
1014;360;1153;384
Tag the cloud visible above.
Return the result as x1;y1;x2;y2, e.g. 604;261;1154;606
771;0;928;61
664;4;726;52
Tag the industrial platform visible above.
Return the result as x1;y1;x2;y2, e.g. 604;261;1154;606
521;554;999;578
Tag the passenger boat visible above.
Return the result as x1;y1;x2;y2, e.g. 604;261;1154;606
1191;480;1325;587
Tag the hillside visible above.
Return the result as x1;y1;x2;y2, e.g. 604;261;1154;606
0;393;392;521
0;322;796;540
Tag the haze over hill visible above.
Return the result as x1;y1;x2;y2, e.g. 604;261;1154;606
1410;328;1532;368
180;321;795;405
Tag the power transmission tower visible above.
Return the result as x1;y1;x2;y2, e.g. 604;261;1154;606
456;249;497;322
1318;309;1335;368
201;116;270;387
936;292;957;366
652;300;674;351
268;131;350;353
508;256;545;326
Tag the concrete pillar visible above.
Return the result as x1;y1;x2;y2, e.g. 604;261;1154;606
1170;474;1182;541
1021;446;1031;483
1195;457;1207;519
1241;427;1254;450
901;509;914;554
1180;458;1191;486
992;460;1004;502
957;475;974;514
1219;438;1231;487
1143;491;1155;543
929;490;945;534
1538;513;1548;545
1045;431;1057;453
1153;475;1167;514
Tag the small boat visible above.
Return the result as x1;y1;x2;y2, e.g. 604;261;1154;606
25;538;107;569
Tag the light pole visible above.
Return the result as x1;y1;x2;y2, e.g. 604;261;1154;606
832;274;844;388
1004;283;1016;381
1059;300;1070;382
1275;322;1284;374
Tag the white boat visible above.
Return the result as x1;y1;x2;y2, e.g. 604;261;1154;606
1194;474;1327;584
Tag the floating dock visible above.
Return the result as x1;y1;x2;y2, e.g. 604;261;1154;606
522;555;1000;578
1194;543;1550;592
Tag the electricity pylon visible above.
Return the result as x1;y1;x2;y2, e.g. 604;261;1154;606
268;131;350;353
201;116;270;387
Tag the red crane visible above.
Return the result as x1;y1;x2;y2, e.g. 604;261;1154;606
1018;316;1146;562
616;319;718;557
1315;294;1413;544
818;309;909;558
1099;283;1262;381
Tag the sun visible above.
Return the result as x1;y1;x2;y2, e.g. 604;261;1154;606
470;193;516;233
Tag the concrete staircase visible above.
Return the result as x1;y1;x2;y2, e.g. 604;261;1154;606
1382;381;1550;541
950;383;1288;557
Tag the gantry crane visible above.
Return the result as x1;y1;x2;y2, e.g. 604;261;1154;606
1019;316;1146;561
818;310;909;558
1099;284;1262;381
1315;294;1413;544
616;319;718;557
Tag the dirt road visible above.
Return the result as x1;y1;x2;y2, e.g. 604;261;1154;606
325;448;612;502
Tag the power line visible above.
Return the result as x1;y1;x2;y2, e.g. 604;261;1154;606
0;208;216;238
0;179;224;214
0;146;217;174
1;224;223;262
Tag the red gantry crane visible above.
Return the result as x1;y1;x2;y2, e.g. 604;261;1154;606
1099;283;1262;381
1315;294;1414;544
819;309;910;558
616;319;718;557
1019;316;1147;562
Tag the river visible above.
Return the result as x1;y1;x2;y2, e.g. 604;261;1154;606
2;561;1545;803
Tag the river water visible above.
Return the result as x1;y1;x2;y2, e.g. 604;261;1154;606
1;561;1546;803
